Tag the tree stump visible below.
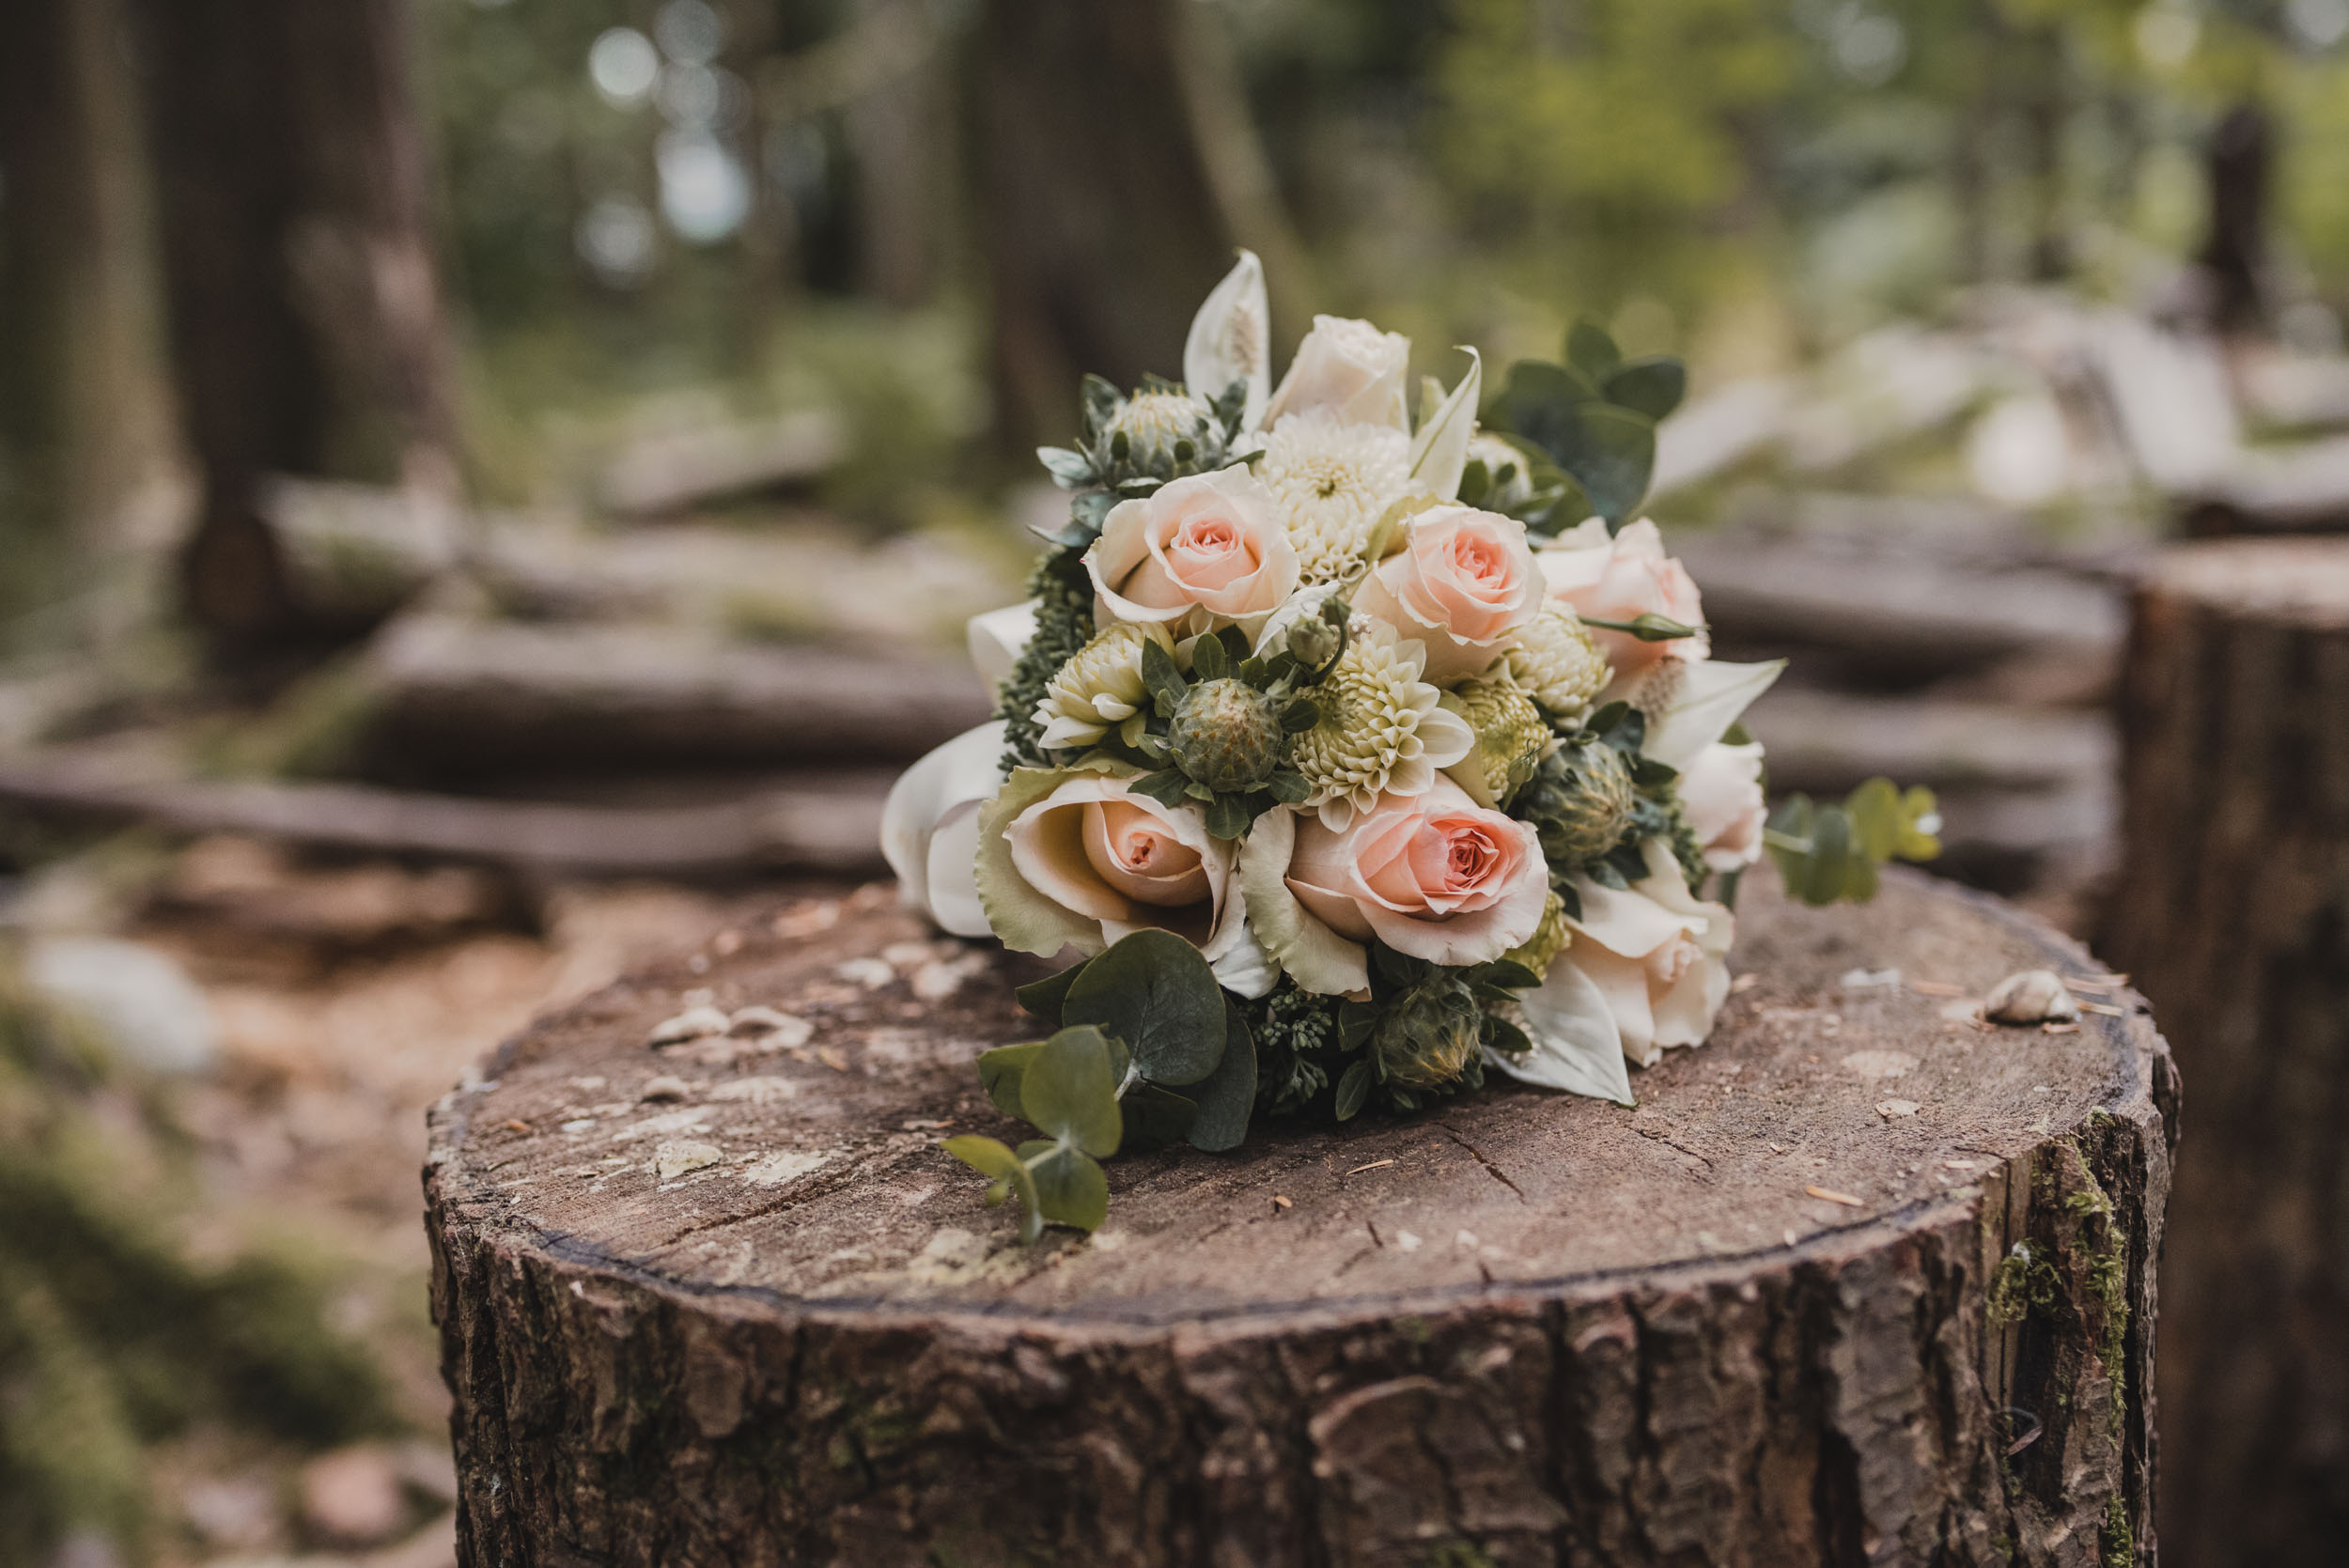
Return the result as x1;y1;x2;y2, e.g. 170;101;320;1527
2101;538;2349;1567
427;870;2174;1567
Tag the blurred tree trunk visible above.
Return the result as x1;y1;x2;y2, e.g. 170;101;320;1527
844;0;951;308
0;0;178;596
2199;102;2272;334
977;0;1233;454
127;0;460;657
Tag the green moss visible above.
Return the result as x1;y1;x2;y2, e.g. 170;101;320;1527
2101;1494;2134;1566
2064;1137;2131;1411
1986;1242;2058;1327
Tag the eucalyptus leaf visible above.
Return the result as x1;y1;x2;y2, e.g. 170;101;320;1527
943;1135;1038;1220
1019;1026;1124;1157
1015;960;1089;1023
1544;402;1656;525
1204;792;1252;841
1334;1058;1374;1121
977;1041;1045;1119
1566;319;1623;380
1120;1083;1199;1152
1190;631;1229;681
1844;777;1905;863
1280;698;1320;734
1604;357;1688;421
1062;929;1227;1087
1036;446;1096;489
1186;1000;1258;1152
1027;1145;1109;1232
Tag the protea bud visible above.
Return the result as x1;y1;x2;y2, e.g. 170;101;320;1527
1283;609;1344;675
1370;976;1484;1091
1521;741;1636;866
1443;675;1553;810
1167;678;1283;793
1501;889;1570;979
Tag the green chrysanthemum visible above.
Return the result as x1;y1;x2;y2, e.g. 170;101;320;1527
1505;605;1610;724
1289;627;1473;830
1443;673;1554;810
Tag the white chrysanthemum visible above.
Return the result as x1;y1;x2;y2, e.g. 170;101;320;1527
1257;411;1413;584
1034;622;1174;751
1292;625;1475;831
1505;605;1610;722
1105;390;1215;471
1466;430;1537;510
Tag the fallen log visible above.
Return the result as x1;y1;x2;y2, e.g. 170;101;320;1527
362;616;993;772
2101;537;2349;1566
0;753;891;879
428;870;2173;1565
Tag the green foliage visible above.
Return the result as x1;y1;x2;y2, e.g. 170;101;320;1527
996;551;1096;771
1483;321;1686;532
1099;619;1328;839
949;931;1244;1239
1033;373;1253;551
1766;777;1941;906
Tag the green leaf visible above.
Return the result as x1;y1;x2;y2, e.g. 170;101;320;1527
1190;630;1229;680
977;1041;1045;1119
1187;1000;1258;1152
1028;1144;1109;1232
1604;357;1688;422
1204;792;1252;841
1015;959;1088;1024
1120;1083;1198;1152
1081;374;1122;433
1470;958;1543;993
1482;1013;1532;1058
1334;1058;1375;1121
1566;319;1623;380
1337;998;1379;1050
1037;446;1096;489
1280;698;1320;734
1019;1026;1125;1157
1895;785;1943;862
1062;929;1228;1087
1844;776;1905;863
943;1136;1038;1219
1266;769;1309;805
1547;403;1657;525
1131;768;1194;809
1141;636;1187;710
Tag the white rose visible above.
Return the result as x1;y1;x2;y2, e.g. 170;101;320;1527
1262;315;1412;432
880;722;1007;939
1679;740;1766;874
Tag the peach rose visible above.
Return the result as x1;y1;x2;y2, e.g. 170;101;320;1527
1086;468;1299;634
1283;777;1548;968
1534;518;1707;692
1352;504;1545;683
1261;315;1411;432
976;769;1270;994
1678;740;1766;874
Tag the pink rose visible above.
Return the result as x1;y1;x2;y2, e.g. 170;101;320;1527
1534;518;1706;691
1283;777;1548;967
997;772;1241;957
1352;505;1545;683
1086;468;1299;633
1678;740;1766;874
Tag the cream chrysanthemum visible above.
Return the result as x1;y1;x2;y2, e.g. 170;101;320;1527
1291;625;1475;831
1105;390;1216;471
1505;605;1610;723
1034;622;1174;751
1257;411;1413;584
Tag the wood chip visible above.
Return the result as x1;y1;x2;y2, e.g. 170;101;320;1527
1908;980;1968;997
1729;971;1761;993
1271;1194;1292;1209
1346;1159;1395;1175
1806;1185;1865;1207
899;1118;953;1131
2077;1001;2126;1017
2041;1022;2080;1034
505;1119;534;1134
816;1047;850;1071
1875;1099;1921;1118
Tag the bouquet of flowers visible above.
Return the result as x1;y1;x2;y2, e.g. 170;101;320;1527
884;254;1938;1240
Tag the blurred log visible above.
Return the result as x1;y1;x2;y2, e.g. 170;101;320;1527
0;753;890;880
128;0;461;654
429;870;2171;1566
597;411;846;518
978;0;1231;452
1672;531;2123;681
2100;538;2349;1566
362;617;991;774
1748;690;2111;796
2179;438;2349;537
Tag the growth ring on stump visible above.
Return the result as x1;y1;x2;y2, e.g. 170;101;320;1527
427;870;2172;1567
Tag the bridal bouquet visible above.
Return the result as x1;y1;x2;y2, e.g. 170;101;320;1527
884;254;1937;1240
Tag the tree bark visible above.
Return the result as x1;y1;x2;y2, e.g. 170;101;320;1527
976;0;1234;454
127;0;461;653
2100;538;2349;1567
428;870;2173;1565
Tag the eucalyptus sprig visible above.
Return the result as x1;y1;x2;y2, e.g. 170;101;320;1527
1765;777;1943;906
945;930;1256;1240
1481;318;1688;536
1034;374;1252;550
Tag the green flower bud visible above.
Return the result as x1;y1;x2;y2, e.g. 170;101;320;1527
1519;741;1636;867
1443;675;1553;810
1168;677;1283;793
1370;975;1485;1091
1500;889;1570;980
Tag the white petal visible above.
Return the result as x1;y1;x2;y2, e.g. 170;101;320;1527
967;601;1039;693
923;801;990;937
880;722;1007;919
1408;348;1482;501
1567;875;1705;960
1494;956;1636;1105
1184;249;1271;433
1209;914;1280;1000
1641;658;1785;772
1414;705;1476;769
1237;808;1369;995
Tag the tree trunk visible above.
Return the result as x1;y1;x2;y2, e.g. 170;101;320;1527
977;0;1233;454
127;0;460;654
2197;103;2271;335
428;869;2173;1565
2100;538;2349;1567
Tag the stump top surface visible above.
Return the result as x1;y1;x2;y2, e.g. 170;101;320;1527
2152;536;2349;622
428;869;2155;1327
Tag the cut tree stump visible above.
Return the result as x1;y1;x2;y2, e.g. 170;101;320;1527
427;870;2174;1567
2101;538;2349;1568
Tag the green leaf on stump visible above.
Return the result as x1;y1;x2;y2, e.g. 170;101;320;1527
1120;1083;1198;1152
1064;930;1227;1087
976;1041;1045;1119
1027;1145;1109;1232
1019;1026;1124;1157
943;1136;1040;1238
1014;959;1088;1023
1186;1000;1258;1152
1334;1058;1375;1122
